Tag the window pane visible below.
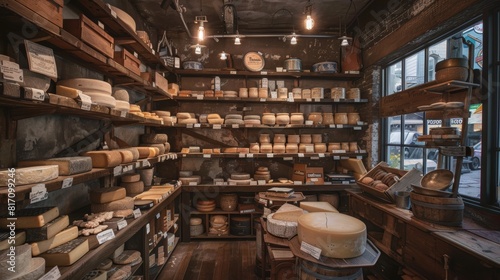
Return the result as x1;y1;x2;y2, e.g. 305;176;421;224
404;50;425;88
386;61;402;95
428;40;447;81
461;22;483;70
458;103;482;198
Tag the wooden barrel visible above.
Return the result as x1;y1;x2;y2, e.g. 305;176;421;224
299;259;363;280
410;191;464;226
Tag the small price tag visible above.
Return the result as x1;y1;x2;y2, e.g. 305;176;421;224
357;121;364;125
117;219;128;230
305;120;313;126
357;156;363;159
113;166;122;176
186;124;193;128
38;266;61;280
260;71;268;75
332;150;346;154
342;181;350;185
230;70;237;74
213;124;222;129
270;92;278;99
314;98;321;102
232;124;239;128
30;184;47;204
318;153;325;158
354;126;362;130
79;93;92;111
97;229;115;244
359;149;367;153
61;178;73;189
337;124;344;128
300;241;322;259
239;153;246;158
283;157;293;161
120;110;127;118
156;213;161;219
266;153;274;158
203;154;211;158
97;21;105;30
108;4;117;17
333;156;340;160
333;98;340;102
250;181;258;185
260;98;266;102
146;223;150;234
196;95;204;100
228;181;237;185
194;123;201;128
25;88;45;101
293;181;302;185
143;160;151;167
329;124;336;128
298;153;304;158
354;98;360;102
133;208;142;218
311;156;320;160
189;182;198;185
306;98;312;102
247;153;254;158
257;180;266;185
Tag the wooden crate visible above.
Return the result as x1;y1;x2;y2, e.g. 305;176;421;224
114;49;141;76
357;162;422;202
64;14;114;58
16;0;64;28
154;72;169;93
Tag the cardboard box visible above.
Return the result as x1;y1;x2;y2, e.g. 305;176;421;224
64;14;115;58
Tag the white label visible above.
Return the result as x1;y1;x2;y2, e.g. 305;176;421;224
215;181;225;185
61;178;73;189
143;160;151;167
250;181;258;185
332;150;346;154
359;149;367;153
266;153;274;158
30;184;47;204
203;154;211;158
24;40;57;78
310;178;318;182
337;124;344;128
213;124;222;129
232;124;239;128
120;110;127;118
314;98;321;102
318;153;325;158
239;153;246;158
354;126;362;130
300;241;322;259
261;71;268;75
357;156;363;159
196;95;204;100
97;21;105;29
298;153;304;158
146;223;150;234
25;88;45;101
108;4;117;18
306;98;312;102
333;156;340;160
293;181;302;185
113;166;122;176
133;208;142;218
247;153;254;158
333;98;340;102
186;124;193;128
305;120;313;125
117;219;128;230
122;165;133;173
260;98;266;102
135;161;141;168
329;124;336;128
270;92;277;99
133;51;138;58
354;98;360;102
341;156;349;160
156;213;161;219
189;182;198;185
79;93;92;111
283;157;293;161
311;156;319;160
1;65;23;82
152;50;155;55
97;229;115;244
38;266;61;280
194;123;201;128
357;121;364;125
342;181;350;185
230;70;237;74
257;180;266;185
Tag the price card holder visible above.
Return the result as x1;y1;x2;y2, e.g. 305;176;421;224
298;153;305;158
30;184;47;204
189;182;198;185
357;121;364;125
232;124;239;128
79;93;92;111
293;181;302;185
113;166;122;176
300;241;322;259
283;157;293;161
61;178;73;189
354;126;362;130
270;91;278;99
250;181;258;185
133;208;142;218
97;229;115;244
305;120;313;126
230;70;237;75
260;98;266;102
329;124;336;128
203;154;211;158
239;153;246;158
247;153;254;158
186;124;193;128
311;156;319;160
266;153;274;158
120;110;127;118
213;124;222;130
24;88;45;101
38;266;61;280
337;124;344;128
314;98;320;102
261;71;268;75
196;95;204;100
318;153;325;158
194;123;201;128
24;40;57;79
306;98;312;102
257;180;266;185
117;219;128;230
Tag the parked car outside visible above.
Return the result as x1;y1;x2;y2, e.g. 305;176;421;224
468;141;481;170
389;130;423;158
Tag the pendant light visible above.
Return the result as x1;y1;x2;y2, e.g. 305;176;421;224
304;1;314;30
195;1;207;42
234;31;241;45
195;44;202;54
220;51;228;60
290;32;297;45
197;21;205;41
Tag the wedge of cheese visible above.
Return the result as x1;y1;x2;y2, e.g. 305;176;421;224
81;150;122;168
26;215;69;242
89;187;127;204
299;201;339;213
266;213;298;239
18;156;93;176
272;203;305;222
31;226;78;256
40;237;89;266
0;165;59;186
91;197;134;213
0;207;59;229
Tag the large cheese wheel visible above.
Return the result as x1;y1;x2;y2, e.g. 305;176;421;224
140;133;168;144
273;203;305;222
115;100;130;112
121;181;144;195
136;147;150;159
0;165;58;186
141;144;165;155
57;78;112;95
153;110;170;117
118;148;139;161
225;114;243;120
109;5;136;32
91;197;135;213
18;156;93;176
85;91;116;108
112;88;130;102
89;187;126;204
81;150;122;168
297;212;367;258
121;173;140;183
207;113;221;119
299;201;339;213
266;213;298;238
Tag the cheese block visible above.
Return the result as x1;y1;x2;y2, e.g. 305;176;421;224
153;110;170;117
57;78;112;95
129;104;141;112
40;237;89;266
56;85;82;99
117;150;134;164
18;156;93;176
121;173;140;183
31;226;78;256
168;83;179;95
112;88;130;102
0;231;26;251
299;201;339;213
121;181;144;195
113;250;141;265
272;203;305;222
108;265;132;280
177;118;198;124
176;112;195;119
89;187;126;204
26;215;69;242
224;119;245;125
0;165;59;186
266;213;298;239
115;100;130;112
91;197;134;213
122;148;139;161
140;133;168;144
135;147;151;159
297;212;367;258
1;244;31;278
134;200;153;210
140;143;165;155
0;207;59;229
81;150;122;168
85;91;116;108
81;269;107;280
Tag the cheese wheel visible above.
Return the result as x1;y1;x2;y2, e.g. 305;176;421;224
31;226;78;256
227;178;251;185
0;244;31;277
109;5;136;32
153;110;170;117
266;213;298;238
0;165;58;186
135;147;150;159
190;217;202;226
117;150;134;163
244;119;261;125
56;85;82;99
297;212;367;258
112;88;130;102
18;156;92;176
140;133;168;144
57;78;112;95
0;207;59;229
85;91;116;108
140;143;165;155
244;115;261;120
115;100;130;112
299;201;339;213
113;250;141;265
208;118;224;124
121;181;144;195
129;104;141;112
97;258;113;270
121;173;140;183
207;113;221;119
41;237;89;266
113;209;134;218
89;187;127;204
225;114;243;120
178;118;198;124
121;148;139;161
273;203;305;222
176;112;195;119
224;119;244;125
81;150;123;168
148;147;159;157
91;196;135;213
164;142;171;153
231;173;251;180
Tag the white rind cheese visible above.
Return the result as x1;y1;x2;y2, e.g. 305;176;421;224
299;201;339;213
0;231;26;251
0;244;31;278
273;203;305;222
18;156;92;176
266;213;298;239
297;212;367;258
112;88;130;102
31;226;79;256
0;165;59;186
114;100;130;112
84;91;117;108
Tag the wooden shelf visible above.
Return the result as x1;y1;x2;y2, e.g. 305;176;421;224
190;233;256;239
174;69;362;80
182;184;358;193
163;96;368;104
191;208;263;215
176;152;367;159
152;237;180;279
154;123;368;130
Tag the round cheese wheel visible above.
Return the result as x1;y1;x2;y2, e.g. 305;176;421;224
244;115;261;120
121;181;144;195
164;142;171;153
196;204;216;212
114;100;130;112
297;212;367;258
109;5;136;32
140;144;165;155
178;118;198;124
207;113;221;119
121;148;139;161
224;119;244;125
117;150;134;163
190;217;202;226
121;173;140;183
135;147;150;159
0;244;31;276
225;114;243;120
58;78;112;95
208;118;224;124
112;88;129;102
97;258;113;270
140;133;168;144
196;199;215;206
176;112;195;119
84;91;116;108
129;104;141;112
244;119;261;125
153;110;170;117
231;173;251;180
227;178;251;185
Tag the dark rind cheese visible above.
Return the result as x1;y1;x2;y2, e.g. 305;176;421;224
26;215;69;242
41;237;89;266
0;206;59;229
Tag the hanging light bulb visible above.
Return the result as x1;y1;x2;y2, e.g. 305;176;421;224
198;21;205;41
220;51;227;60
305;15;314;30
195;44;201;54
339;35;350;47
234;31;241;45
290;33;297;45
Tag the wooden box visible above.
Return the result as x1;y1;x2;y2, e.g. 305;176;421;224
292;164;324;185
114;49;141;76
154;72;169;93
356;162;422;202
64;14;114;58
16;0;64;28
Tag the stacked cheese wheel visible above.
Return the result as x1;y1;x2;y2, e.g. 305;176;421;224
267;203;305;238
120;173;144;196
254;167;271;182
112;87;130;112
190;217;204;236
224;114;244;125
129;104;143;117
196;199;216;212
177;112;198;124
227;172;251;185
243;115;261;125
154;110;175;125
89;187;134;218
58;78;116;108
230;216;251;236
209;215;228;235
207;113;224;125
179;170;202;185
80;150;127;168
0;244;45;279
140;133;170;155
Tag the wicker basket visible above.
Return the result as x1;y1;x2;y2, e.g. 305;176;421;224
220;193;238;211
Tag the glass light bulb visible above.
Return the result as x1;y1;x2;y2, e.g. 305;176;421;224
305;15;314;30
195;45;201;54
341;38;349;47
220;52;227;60
234;37;241;45
198;25;205;41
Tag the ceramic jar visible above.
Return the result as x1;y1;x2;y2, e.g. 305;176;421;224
259;134;271;143
275;113;290;125
347;112;360;125
249;143;260;153
308;112;323;125
312;134;323;143
290;113;304;124
249;87;258;98
220;193;238;211
314;143;327;153
273;134;286;143
322;113;334;125
331;87;346;99
262;113;276;125
335;113;348;124
300;134;312;144
239;88;248;98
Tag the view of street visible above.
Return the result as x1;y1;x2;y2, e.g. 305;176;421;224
458;169;481;198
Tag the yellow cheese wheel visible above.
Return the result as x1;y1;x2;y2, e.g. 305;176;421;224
135;147;150;159
89;187;127;204
81;150;122;168
117;150;134;163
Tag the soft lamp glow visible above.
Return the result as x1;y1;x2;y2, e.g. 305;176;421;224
234;36;241;45
198;22;205;41
220;51;227;60
305;15;314;30
195;45;201;54
341;38;349;46
290;33;297;45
